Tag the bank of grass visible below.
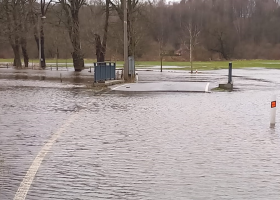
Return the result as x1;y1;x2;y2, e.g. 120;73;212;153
135;60;280;70
0;59;280;70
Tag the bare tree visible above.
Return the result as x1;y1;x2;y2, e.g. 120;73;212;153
1;0;22;67
59;0;86;71
181;22;200;73
19;0;29;68
205;27;234;60
0;0;29;67
201;0;237;60
179;0;201;73
94;0;110;62
110;0;141;57
28;0;53;68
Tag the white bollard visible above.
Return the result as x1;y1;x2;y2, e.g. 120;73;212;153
135;73;138;82
270;95;276;126
116;71;120;79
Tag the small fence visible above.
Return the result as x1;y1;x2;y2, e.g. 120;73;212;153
94;62;116;83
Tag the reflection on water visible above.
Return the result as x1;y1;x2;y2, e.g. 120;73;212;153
1;77;280;200
71;73;83;84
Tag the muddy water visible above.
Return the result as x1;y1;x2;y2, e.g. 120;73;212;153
1;69;280;199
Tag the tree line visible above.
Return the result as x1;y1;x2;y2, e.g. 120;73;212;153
0;0;280;71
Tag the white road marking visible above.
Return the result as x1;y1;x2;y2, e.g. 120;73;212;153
13;112;79;200
112;84;129;90
205;82;210;93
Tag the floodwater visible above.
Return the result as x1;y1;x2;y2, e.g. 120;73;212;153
1;69;280;200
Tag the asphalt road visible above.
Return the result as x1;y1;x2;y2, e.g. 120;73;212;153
111;81;211;92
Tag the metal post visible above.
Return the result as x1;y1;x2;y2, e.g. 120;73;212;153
228;62;232;84
38;15;41;69
114;63;116;80
123;0;129;81
109;62;112;79
160;55;163;72
270;95;277;127
56;55;58;71
94;63;96;82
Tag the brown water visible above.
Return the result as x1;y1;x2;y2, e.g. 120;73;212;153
1;69;280;200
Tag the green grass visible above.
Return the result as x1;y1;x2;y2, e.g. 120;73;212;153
1;59;280;70
135;60;280;70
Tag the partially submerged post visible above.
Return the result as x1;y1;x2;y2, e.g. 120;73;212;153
219;62;233;90
160;55;163;72
270;95;276;127
135;73;139;82
228;62;233;84
56;54;58;71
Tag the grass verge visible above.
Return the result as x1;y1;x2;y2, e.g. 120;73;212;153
0;59;279;70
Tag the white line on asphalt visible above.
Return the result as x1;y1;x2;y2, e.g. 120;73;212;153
205;82;210;93
112;84;129;90
13;112;79;200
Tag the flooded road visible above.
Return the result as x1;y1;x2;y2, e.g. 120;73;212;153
1;69;280;200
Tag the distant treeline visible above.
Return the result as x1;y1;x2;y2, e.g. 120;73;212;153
0;0;280;69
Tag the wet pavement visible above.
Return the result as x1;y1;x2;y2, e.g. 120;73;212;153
1;68;280;199
111;82;211;93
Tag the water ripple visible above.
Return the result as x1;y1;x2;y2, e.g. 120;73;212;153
1;78;280;200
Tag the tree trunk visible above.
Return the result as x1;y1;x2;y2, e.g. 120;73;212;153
190;40;193;73
40;24;46;68
127;14;134;57
95;34;105;62
21;37;29;68
34;34;39;52
72;51;84;71
101;0;110;61
19;0;29;68
219;38;229;60
70;13;84;71
56;47;59;59
94;0;110;63
12;43;22;68
34;26;40;64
